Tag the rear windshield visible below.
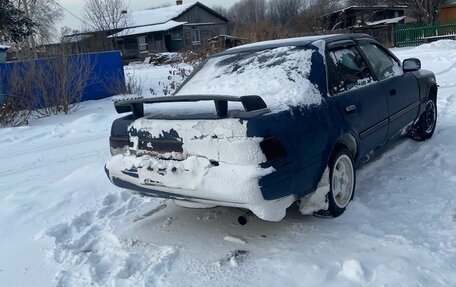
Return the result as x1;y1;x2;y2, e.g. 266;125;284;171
176;46;322;111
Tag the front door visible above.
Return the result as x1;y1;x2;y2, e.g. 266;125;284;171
327;45;389;159
358;42;420;139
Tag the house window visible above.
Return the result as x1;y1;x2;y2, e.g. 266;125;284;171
137;36;148;53
192;29;201;45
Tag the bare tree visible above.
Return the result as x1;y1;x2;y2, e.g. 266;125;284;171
406;0;444;23
346;0;445;23
268;0;303;25
83;0;131;32
292;0;341;32
212;5;229;18
13;0;64;45
228;0;267;25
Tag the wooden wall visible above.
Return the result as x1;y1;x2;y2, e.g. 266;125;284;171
440;4;456;21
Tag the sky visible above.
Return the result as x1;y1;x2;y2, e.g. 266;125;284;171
58;0;233;31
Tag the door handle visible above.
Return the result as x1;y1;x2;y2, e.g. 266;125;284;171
345;105;356;114
390;89;397;96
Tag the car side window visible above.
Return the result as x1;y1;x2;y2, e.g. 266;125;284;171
327;46;374;94
358;43;403;80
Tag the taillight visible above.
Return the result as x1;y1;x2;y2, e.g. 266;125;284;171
110;136;129;155
260;136;287;161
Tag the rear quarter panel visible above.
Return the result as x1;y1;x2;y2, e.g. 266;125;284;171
246;97;343;200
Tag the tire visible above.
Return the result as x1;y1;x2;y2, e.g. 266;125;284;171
409;98;437;141
314;147;356;218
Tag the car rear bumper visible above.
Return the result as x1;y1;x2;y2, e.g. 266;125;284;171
105;154;295;221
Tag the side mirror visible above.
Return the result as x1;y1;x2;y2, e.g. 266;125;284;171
403;58;421;72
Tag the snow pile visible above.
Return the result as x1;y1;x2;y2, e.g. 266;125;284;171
177;46;322;111
412;39;456;51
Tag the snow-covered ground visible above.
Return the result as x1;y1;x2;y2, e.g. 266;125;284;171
1;41;456;286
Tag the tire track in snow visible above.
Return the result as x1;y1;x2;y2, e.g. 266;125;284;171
0;134;107;160
44;190;178;286
434;60;456;76
0;149;108;177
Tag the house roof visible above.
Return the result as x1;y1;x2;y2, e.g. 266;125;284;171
322;5;408;18
442;0;456;5
365;16;406;26
127;2;228;28
109;20;186;38
66;1;228;39
129;3;194;27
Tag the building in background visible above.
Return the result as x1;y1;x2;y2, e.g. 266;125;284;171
64;1;228;61
440;0;456;21
317;6;407;47
321;6;407;31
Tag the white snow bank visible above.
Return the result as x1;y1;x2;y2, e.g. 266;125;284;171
412;39;456;51
176;46;322;111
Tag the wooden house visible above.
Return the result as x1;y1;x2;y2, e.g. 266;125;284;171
64;1;228;61
321;6;407;30
440;0;456;21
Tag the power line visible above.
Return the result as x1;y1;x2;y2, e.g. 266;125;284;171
54;1;98;31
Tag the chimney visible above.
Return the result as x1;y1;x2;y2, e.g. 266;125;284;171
176;0;183;5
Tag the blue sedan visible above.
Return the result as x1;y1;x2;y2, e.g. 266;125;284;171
105;34;437;222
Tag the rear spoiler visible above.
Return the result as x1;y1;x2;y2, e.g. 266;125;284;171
114;95;268;118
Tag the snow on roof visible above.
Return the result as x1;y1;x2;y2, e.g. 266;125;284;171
443;0;456;5
365;16;406;26
0;45;10;50
128;2;195;27
109;21;186;38
322;5;407;17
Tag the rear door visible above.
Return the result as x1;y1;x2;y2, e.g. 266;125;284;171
327;43;389;159
357;41;420;139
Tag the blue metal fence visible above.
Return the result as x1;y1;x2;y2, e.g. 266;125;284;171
0;50;125;105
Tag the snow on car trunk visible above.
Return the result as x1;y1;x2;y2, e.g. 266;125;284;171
176;46;322;111
105;117;293;221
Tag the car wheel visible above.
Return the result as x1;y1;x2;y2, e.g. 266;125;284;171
314;147;356;218
409;98;437;141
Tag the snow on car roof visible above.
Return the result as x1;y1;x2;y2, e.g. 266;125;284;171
223;34;341;55
0;44;10;50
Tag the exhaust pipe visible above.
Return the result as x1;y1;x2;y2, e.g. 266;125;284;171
237;211;253;225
